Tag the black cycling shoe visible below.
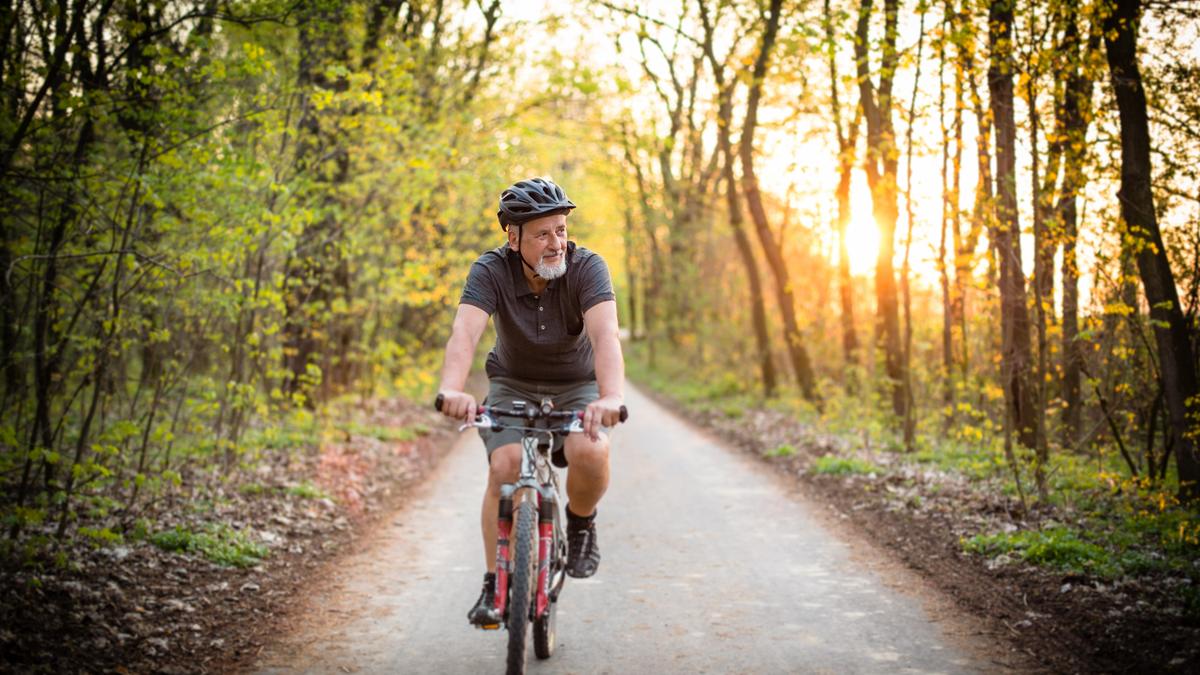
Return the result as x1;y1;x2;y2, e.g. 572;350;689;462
566;507;600;578
467;572;501;628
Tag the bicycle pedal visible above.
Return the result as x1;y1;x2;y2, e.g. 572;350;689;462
478;622;501;631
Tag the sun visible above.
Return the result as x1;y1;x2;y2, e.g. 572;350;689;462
842;201;881;277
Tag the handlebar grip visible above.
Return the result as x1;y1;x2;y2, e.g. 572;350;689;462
619;405;628;423
434;393;444;411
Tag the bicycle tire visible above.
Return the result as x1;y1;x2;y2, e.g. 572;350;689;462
533;501;560;659
506;499;536;675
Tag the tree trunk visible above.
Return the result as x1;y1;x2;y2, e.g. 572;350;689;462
825;0;860;376
1057;7;1097;449
854;0;905;419
989;0;1037;452
1104;0;1200;499
739;0;817;401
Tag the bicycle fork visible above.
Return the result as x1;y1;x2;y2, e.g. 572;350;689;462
536;490;555;618
494;486;515;625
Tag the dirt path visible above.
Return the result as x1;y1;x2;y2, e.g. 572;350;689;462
255;383;1005;673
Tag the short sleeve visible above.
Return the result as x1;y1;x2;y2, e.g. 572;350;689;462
577;253;616;314
460;260;498;315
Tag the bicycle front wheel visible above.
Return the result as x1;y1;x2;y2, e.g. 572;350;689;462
506;498;536;675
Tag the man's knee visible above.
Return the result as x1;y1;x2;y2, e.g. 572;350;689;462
488;444;521;488
565;435;609;473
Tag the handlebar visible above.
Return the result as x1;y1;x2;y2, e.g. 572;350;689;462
435;393;628;424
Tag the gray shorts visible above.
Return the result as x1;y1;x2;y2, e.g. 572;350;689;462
479;377;605;467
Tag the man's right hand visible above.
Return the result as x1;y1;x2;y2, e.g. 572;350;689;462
437;390;478;422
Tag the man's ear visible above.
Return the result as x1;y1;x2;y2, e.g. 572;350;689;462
507;226;519;250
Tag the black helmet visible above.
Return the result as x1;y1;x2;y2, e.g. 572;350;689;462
496;178;576;230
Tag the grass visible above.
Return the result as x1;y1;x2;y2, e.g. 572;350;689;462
150;523;269;567
811;455;883;476
285;481;330;500
765;444;797;458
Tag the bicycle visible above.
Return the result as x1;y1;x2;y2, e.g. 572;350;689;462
435;394;627;675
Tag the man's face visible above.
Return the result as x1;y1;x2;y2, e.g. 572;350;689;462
510;213;568;279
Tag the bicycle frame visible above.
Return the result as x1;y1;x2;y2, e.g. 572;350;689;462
490;417;573;625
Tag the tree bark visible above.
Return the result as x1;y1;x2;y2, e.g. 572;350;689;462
1057;7;1098;449
854;0;905;418
739;0;817;401
1104;0;1200;499
989;0;1037;452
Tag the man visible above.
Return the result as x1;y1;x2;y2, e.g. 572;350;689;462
436;177;626;627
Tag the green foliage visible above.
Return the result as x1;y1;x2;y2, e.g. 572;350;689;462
766;444;797;458
150;524;268;568
285;482;331;501
811;455;882;476
965;527;1113;575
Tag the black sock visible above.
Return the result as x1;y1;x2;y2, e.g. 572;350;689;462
566;504;595;528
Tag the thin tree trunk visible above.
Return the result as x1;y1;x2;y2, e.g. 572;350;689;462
855;0;905;419
825;0;860;376
938;1;954;417
1060;11;1099;449
989;0;1037;453
1104;0;1200;499
698;0;777;397
739;0;817;401
901;5;927;452
1025;5;1049;499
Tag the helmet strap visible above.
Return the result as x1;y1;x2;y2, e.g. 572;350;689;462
514;224;542;278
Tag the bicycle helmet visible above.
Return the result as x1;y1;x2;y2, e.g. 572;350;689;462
496;178;576;231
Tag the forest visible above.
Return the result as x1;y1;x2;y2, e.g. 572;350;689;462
1;0;1198;671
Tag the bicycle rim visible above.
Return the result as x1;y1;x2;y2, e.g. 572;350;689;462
506;499;536;675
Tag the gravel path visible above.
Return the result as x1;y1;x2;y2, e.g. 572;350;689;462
256;383;992;674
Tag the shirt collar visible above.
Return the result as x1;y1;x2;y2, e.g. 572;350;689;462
506;241;575;297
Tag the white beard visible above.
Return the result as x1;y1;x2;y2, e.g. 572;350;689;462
535;254;567;279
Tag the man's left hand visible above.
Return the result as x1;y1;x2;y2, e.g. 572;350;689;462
584;394;624;441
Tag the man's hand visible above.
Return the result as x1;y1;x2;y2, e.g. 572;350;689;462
437;390;478;422
583;394;624;441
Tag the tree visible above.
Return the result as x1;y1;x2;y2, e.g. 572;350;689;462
854;0;905;419
1103;0;1200;498
739;0;819;401
988;0;1038;478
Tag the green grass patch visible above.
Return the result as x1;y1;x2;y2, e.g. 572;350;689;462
964;527;1116;576
811;455;882;476
765;444;797;458
150;523;268;567
238;482;271;496
285;481;330;500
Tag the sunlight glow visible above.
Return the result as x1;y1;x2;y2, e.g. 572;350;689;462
843;174;881;277
844;207;881;278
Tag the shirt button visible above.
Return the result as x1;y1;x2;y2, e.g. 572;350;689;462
539;306;543;311
540;325;545;330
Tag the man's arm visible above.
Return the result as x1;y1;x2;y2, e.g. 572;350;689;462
437;304;490;421
582;299;625;439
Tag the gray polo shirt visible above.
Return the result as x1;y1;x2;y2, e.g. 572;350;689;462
460;241;615;383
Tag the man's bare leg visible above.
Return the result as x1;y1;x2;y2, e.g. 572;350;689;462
563;433;610;516
481;443;521;572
